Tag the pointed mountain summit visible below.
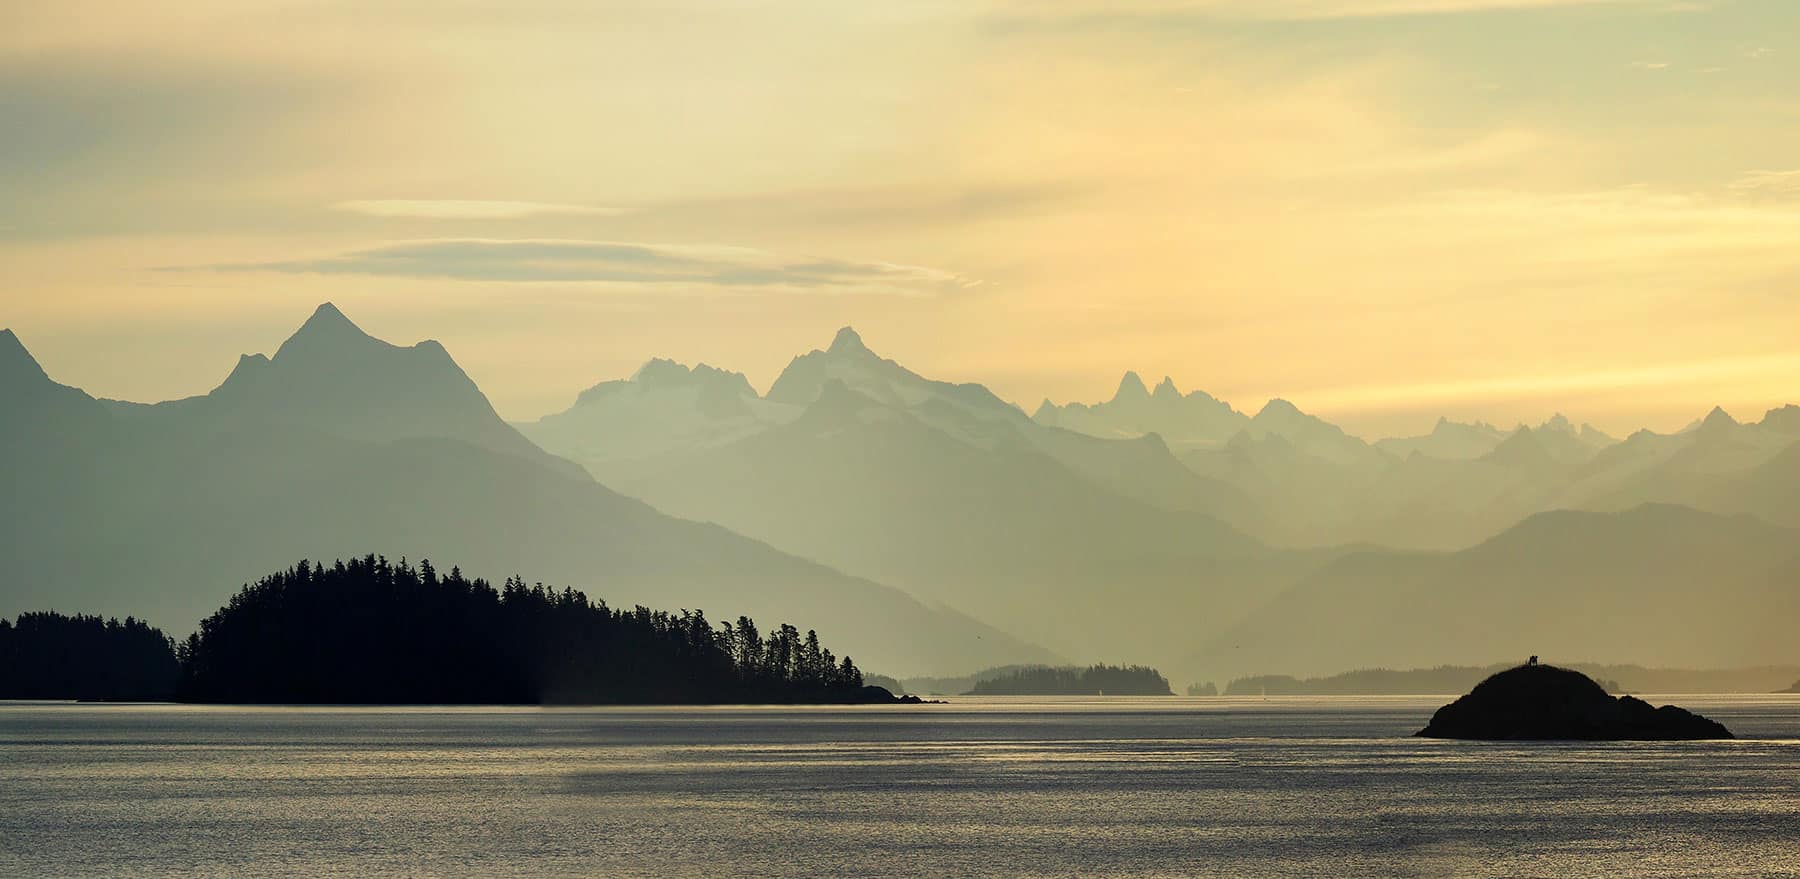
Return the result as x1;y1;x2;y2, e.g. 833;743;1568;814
1033;370;1247;448
269;301;393;364
1247;398;1389;470
765;326;1019;421
1114;371;1150;402
0;328;48;384
1698;405;1740;433
293;300;362;337
158;303;586;479
828;326;869;355
0;328;110;432
1253;398;1304;421
1483;426;1558;471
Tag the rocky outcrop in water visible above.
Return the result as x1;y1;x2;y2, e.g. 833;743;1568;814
1416;664;1732;740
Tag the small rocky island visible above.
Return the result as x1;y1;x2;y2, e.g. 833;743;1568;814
1417;663;1733;740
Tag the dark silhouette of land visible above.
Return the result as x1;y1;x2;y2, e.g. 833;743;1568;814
1228;663;1800;696
0;309;1048;680
1416;664;1732;740
176;556;898;704
0;612;180;701
964;664;1173;696
7;556;912;705
10;305;1800;685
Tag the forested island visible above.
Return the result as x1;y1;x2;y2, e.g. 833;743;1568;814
0;612;182;700
965;664;1173;696
4;556;911;705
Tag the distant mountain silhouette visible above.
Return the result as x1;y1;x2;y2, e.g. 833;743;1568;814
1033;372;1248;447
525;328;1309;666
109;302;587;481
0;307;1049;676
520;329;1800;670
13;312;1799;682
1193;504;1800;681
1375;417;1509;461
1;328;112;444
520;357;797;482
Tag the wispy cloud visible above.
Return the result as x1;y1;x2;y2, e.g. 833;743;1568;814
193;238;973;295
1729;170;1800;196
334;200;637;220
1629;60;1670;70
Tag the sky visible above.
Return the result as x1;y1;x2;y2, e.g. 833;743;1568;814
3;0;1797;437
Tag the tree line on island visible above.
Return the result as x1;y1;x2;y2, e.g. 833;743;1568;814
1;556;910;705
964;663;1173;696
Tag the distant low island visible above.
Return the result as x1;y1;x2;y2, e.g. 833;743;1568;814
1;556;914;706
1417;664;1733;741
1225;662;1800;696
964;664;1173;696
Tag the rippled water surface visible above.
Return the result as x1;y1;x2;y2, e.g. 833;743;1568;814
4;696;1800;877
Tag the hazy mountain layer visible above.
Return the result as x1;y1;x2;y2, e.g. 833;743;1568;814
1191;504;1800;682
532;335;1325;666
1044;371;1799;550
1033;372;1248;449
520;358;799;484
0;309;1052;676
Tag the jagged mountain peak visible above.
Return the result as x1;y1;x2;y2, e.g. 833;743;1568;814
1115;371;1150;401
274;301;386;361
617;357;757;399
1153;376;1180;399
1760;404;1800;435
829;326;868;355
1700;405;1739;431
1484;426;1556;469
295;301;362;338
1255;398;1304;420
0;328;48;384
631;357;692;384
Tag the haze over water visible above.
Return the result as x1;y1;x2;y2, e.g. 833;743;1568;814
6;697;1799;878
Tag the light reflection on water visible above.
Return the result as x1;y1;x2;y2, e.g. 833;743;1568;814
2;696;1798;878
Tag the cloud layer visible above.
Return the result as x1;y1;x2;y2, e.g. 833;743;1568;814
212;239;972;295
334;201;638;220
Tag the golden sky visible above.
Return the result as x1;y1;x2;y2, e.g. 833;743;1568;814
3;0;1797;436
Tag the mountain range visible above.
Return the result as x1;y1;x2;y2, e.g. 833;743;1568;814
0;306;1049;676
6;305;1797;683
521;326;1800;679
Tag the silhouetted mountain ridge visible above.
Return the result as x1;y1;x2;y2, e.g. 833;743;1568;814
0;306;1049;676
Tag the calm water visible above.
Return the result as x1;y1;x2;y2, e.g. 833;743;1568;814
4;696;1799;878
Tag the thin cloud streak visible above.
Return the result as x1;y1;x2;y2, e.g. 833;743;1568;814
189;238;972;296
334;200;638;220
1729;170;1800;196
